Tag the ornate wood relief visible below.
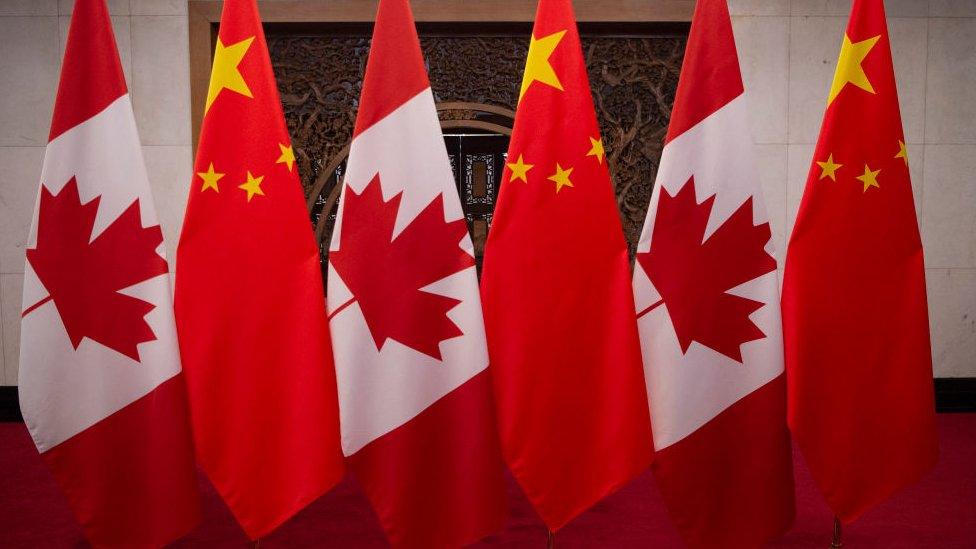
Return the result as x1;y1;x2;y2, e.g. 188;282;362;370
266;26;685;262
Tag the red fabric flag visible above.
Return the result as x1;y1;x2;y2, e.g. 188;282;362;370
325;0;507;547
480;0;653;530
18;0;200;546
632;1;795;546
175;0;344;538
782;0;937;523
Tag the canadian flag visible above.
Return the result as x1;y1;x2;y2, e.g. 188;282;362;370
326;0;507;547
17;0;200;547
632;1;795;547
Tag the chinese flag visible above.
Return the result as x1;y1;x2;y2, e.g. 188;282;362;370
19;0;199;546
782;0;937;523
480;0;653;530
175;0;343;538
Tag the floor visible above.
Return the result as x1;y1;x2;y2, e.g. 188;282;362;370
1;414;973;548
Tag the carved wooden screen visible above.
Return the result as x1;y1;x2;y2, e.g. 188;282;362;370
265;23;687;270
444;133;507;270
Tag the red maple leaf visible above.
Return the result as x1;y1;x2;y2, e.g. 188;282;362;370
25;177;168;361
636;176;776;362
330;174;474;360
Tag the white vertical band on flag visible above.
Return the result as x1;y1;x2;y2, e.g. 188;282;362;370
328;88;488;456
635;95;784;451
19;95;182;452
330;89;469;251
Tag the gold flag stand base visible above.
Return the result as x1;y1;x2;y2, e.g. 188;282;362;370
829;517;843;548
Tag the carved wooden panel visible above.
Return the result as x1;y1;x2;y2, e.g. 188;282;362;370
266;25;686;261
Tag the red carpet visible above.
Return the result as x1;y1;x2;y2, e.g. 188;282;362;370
1;414;973;548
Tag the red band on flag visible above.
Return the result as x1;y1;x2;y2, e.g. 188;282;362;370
348;371;507;549
664;0;743;143
42;375;200;548
49;0;127;142
352;0;430;138
652;376;794;549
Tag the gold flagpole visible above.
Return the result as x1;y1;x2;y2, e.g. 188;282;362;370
546;529;555;549
829;517;843;548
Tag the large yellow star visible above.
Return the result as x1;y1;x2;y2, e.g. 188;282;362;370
816;154;842;181
586;136;605;164
506;154;533;183
276;143;296;172
547;163;574;193
197;162;224;193
206;36;255;113
519;30;566;101
855;164;881;192
828;34;881;106
895;140;909;166
238;170;265;201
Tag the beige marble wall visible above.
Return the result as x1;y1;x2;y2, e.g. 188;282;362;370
0;0;189;385
0;0;973;384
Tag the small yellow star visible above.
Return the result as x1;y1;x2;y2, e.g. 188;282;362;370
519;30;566;101
855;164;881;192
238;170;265;202
197;162;224;193
206;36;255;113
816;154;843;181
276;143;296;172
547;163;574;193
895;140;909;166
586;137;605;164
828;34;881;106
506;154;534;183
